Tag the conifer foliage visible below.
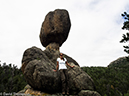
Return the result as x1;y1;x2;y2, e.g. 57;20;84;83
0;62;27;93
82;65;129;96
120;12;129;54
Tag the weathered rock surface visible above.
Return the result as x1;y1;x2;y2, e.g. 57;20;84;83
40;9;71;47
67;63;95;94
21;44;79;72
21;46;95;95
17;85;101;96
78;90;101;96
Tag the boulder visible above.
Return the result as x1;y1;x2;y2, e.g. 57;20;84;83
22;46;61;93
39;9;71;47
23;59;61;93
21;46;95;94
67;63;95;94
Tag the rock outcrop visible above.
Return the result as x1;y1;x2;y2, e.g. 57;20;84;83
21;9;101;96
108;56;129;68
21;46;95;94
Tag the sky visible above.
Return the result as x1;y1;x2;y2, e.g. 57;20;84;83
0;0;129;68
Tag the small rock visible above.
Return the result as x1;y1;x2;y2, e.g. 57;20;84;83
78;90;101;96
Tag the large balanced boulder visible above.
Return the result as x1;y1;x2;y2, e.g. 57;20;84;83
40;9;71;47
21;46;95;94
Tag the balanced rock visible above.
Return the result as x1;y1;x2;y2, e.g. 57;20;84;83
21;9;100;95
21;46;95;95
40;9;71;47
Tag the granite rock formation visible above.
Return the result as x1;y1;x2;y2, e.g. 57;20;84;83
21;9;101;95
22;46;95;94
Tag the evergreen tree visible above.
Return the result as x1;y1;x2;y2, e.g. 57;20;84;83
0;62;27;92
120;12;129;54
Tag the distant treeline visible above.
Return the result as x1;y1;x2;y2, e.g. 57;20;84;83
0;62;129;96
82;65;129;96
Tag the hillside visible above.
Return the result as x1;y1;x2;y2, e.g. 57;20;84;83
82;56;129;96
108;56;129;68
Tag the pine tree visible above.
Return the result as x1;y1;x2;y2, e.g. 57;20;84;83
120;12;129;54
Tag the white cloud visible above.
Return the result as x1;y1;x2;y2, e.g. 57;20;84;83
0;0;129;68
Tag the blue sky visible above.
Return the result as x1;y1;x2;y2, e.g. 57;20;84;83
0;0;129;68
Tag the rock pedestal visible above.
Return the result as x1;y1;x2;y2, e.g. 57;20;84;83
21;46;95;94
